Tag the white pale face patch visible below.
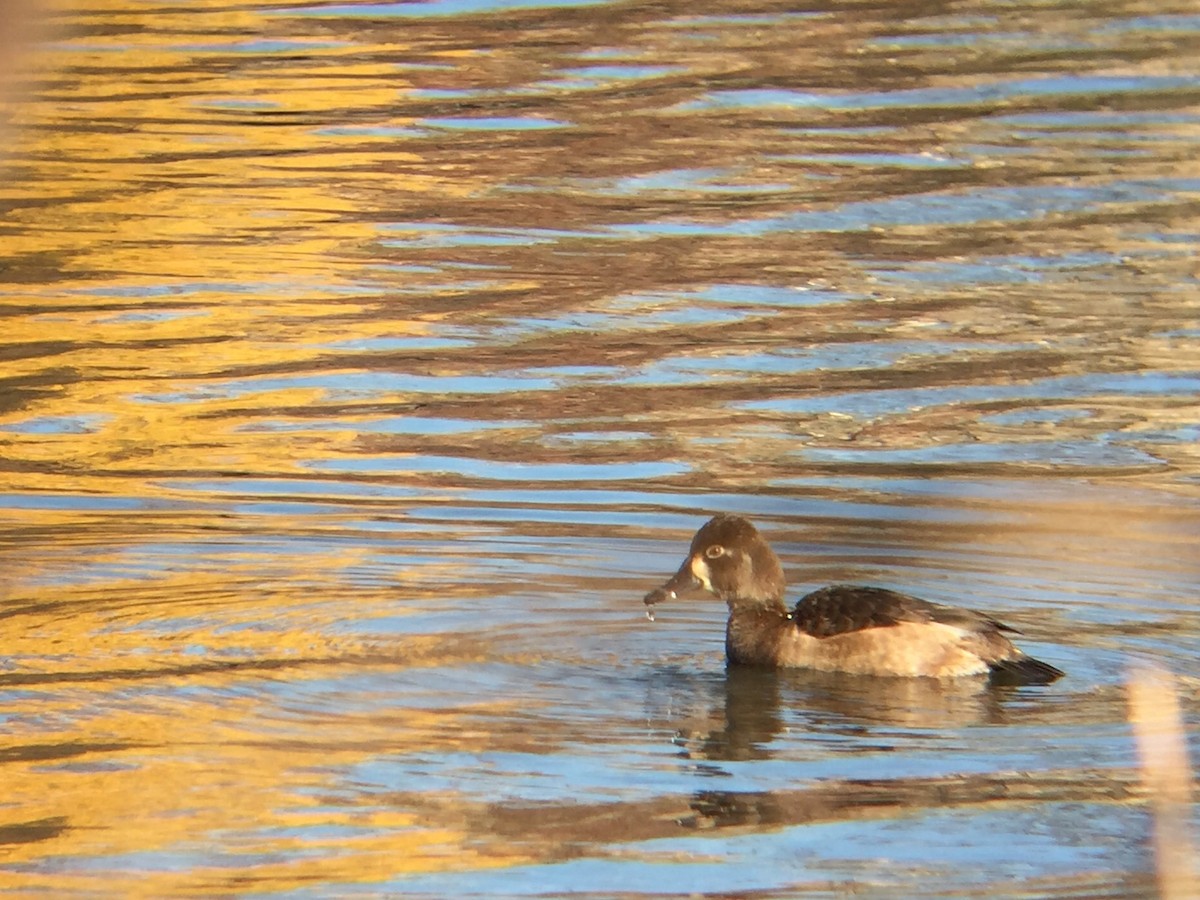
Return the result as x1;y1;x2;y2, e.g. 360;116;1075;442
689;554;713;592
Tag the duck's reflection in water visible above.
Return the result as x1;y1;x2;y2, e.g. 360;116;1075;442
465;667;1122;857
651;664;1019;765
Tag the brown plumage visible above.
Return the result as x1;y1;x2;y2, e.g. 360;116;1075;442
644;514;1063;683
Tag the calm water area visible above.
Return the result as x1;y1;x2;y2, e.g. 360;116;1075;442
2;0;1199;896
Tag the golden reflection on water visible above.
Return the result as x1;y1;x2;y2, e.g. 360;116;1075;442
0;698;527;894
1;0;1199;894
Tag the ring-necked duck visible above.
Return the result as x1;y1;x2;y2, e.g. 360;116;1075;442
644;514;1063;683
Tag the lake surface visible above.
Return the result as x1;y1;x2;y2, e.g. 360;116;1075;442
2;0;1199;895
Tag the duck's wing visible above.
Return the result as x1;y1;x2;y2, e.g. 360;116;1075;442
791;585;1017;639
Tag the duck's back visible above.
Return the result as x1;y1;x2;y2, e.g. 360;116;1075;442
791;585;1012;639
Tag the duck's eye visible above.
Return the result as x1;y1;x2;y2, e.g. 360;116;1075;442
704;544;725;559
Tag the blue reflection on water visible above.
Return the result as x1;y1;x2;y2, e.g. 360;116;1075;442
417;116;571;130
679;75;1200;112
0;414;110;435
741;372;1200;416
307;455;689;481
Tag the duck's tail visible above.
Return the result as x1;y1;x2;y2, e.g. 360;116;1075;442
988;654;1065;685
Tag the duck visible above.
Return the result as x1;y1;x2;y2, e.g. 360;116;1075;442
643;513;1063;683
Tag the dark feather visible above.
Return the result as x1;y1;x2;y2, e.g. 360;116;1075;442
791;585;1015;639
987;655;1066;686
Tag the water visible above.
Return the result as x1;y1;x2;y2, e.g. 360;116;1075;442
2;0;1199;895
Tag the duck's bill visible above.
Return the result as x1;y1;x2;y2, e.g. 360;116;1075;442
643;561;698;606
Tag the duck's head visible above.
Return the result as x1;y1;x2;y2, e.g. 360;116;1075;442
644;514;786;609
